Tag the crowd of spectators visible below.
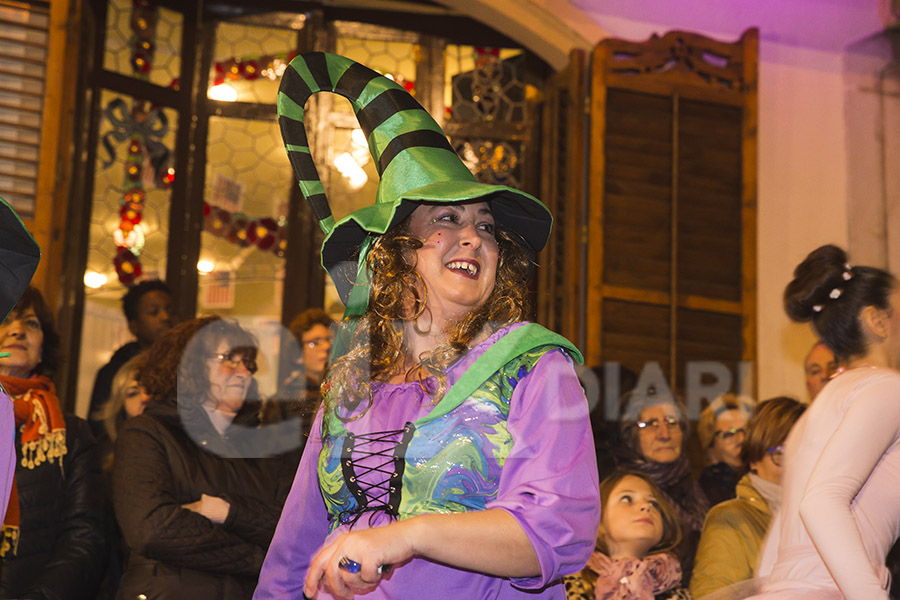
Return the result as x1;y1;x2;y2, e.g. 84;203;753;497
0;260;895;600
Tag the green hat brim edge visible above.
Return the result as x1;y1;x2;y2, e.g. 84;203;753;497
321;180;552;304
0;197;40;323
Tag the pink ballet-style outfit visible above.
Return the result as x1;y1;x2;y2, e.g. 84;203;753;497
749;366;900;600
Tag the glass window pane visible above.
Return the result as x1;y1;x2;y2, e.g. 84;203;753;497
103;0;182;88
209;22;298;104
200;116;293;396
334;33;417;114
77;90;177;415
445;45;528;122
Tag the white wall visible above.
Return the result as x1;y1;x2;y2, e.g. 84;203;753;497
755;45;850;399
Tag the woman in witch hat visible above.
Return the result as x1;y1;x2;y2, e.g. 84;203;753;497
0;197;40;523
254;53;600;599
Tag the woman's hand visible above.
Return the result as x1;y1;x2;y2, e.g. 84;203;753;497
303;521;416;599
181;493;231;524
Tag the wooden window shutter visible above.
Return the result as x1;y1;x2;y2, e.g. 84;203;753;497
0;0;49;219
537;49;586;344
585;29;758;398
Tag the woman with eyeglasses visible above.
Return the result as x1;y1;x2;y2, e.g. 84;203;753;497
112;316;294;600
743;244;900;600
262;308;335;463
615;389;709;586
697;394;756;507
690;396;806;598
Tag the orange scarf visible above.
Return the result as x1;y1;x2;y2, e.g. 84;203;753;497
0;375;67;557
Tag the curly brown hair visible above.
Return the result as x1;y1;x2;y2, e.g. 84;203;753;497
288;308;333;339
323;217;531;427
139;316;257;405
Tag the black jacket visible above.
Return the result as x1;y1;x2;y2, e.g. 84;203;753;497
698;462;739;507
0;414;109;600
113;397;294;600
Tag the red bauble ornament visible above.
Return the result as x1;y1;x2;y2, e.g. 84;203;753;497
114;247;142;285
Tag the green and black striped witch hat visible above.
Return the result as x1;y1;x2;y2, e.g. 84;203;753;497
0;197;39;324
277;52;552;315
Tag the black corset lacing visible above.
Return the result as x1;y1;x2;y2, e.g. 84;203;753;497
336;421;416;528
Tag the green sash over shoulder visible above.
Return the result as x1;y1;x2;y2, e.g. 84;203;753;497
325;323;581;434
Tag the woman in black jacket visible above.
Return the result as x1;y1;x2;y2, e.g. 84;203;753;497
113;316;293;600
0;287;108;600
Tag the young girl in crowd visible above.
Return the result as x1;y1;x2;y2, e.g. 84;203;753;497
567;471;692;600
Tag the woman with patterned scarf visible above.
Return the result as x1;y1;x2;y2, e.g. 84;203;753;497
0;287;108;599
614;389;709;587
254;52;600;599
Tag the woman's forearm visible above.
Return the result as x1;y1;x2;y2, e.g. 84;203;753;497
303;507;542;598
399;508;540;577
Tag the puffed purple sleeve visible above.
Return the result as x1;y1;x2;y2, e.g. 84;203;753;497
253;409;330;599
0;390;13;519
486;349;601;589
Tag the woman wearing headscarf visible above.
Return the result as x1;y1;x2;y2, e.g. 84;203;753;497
253;52;600;600
0;287;108;600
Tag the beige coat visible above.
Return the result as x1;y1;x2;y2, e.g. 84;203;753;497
689;474;772;598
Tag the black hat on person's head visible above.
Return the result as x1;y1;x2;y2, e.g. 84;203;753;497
0;197;40;322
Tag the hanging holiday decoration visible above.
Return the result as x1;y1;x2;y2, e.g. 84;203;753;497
212;50;415;95
213;51;298;85
203;202;287;259
101;0;176;286
114;247;143;286
101;98;171;184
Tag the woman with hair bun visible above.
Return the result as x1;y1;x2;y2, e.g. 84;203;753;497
746;244;900;600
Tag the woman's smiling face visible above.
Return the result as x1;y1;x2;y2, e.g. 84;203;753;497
0;307;44;379
406;202;499;323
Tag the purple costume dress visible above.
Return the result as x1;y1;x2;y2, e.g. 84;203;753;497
0;389;12;519
254;323;601;599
